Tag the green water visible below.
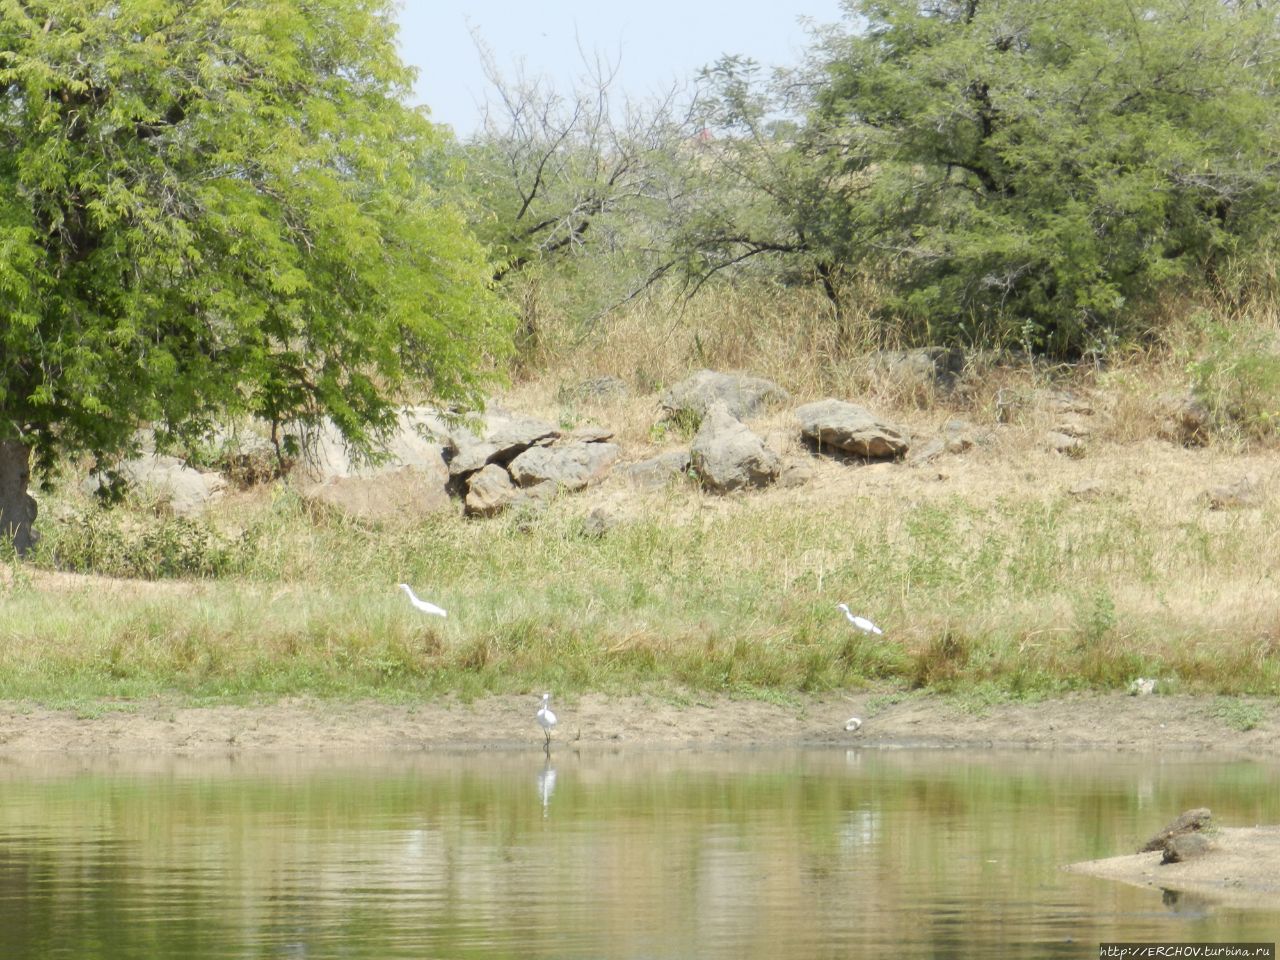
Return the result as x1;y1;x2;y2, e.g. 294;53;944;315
0;749;1277;958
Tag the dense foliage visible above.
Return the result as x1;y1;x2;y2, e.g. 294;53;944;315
469;0;1280;357
0;0;512;479
803;0;1280;354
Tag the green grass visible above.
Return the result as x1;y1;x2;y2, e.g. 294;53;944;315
4;467;1280;706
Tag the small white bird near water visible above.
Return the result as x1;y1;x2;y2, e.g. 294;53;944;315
836;603;882;635
536;693;557;751
399;584;447;617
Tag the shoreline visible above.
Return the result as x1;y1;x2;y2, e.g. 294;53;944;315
1;690;1275;757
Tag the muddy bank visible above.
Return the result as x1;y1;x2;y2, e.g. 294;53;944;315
0;690;1275;756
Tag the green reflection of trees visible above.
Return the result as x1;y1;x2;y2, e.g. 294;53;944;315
0;753;1276;958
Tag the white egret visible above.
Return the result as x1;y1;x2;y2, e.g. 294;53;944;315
844;717;863;732
398;584;447;617
836;603;882;635
536;693;557;751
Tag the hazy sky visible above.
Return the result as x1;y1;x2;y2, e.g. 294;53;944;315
395;1;848;135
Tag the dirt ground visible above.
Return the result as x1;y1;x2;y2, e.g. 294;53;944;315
0;688;1276;756
1066;828;1280;911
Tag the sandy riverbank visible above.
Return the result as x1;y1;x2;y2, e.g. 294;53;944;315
0;689;1275;755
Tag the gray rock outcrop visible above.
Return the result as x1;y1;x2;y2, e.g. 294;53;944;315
85;455;227;518
464;463;521;518
661;370;789;423
508;442;621;492
795;399;910;459
296;409;453;520
623;450;692;490
690;403;781;493
447;412;560;481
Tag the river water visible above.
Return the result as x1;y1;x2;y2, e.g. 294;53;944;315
0;749;1276;958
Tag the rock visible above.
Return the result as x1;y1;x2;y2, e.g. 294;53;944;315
306;466;454;522
293;409;454;521
1205;476;1261;510
907;437;947;465
624;450;692;490
568;424;614;443
464;464;520;518
874;347;965;392
298;407;453;483
1162;833;1213;864
942;419;976;453
507;441;621;491
464;464;557;518
1140;808;1213;853
778;460;814;489
1046;431;1085;457
1159;394;1212;446
690;403;782;493
86;455;226;517
795;399;910;459
447;412;560;479
908;420;975;464
660;370;789;423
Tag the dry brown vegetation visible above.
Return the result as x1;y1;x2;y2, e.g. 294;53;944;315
4;277;1280;706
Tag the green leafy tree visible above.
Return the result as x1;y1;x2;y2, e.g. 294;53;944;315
688;0;1280;355
0;0;512;553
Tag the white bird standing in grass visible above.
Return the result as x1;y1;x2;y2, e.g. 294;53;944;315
836;603;882;635
399;584;447;617
536;693;557;752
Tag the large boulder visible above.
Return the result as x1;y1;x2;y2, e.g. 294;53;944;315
87;455;227;517
296;409;454;520
508;441;621;491
795;399;910;459
624;450;692;490
464;464;556;518
446;412;560;480
661;370;789;423
690;403;781;493
298;407;453;482
306;466;453;521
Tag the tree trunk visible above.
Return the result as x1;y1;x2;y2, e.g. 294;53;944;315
0;440;38;557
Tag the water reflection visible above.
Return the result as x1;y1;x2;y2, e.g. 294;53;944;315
0;750;1276;959
537;760;557;818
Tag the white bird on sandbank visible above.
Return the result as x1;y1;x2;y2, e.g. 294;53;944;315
536;693;557;752
398;584;447;617
836;603;882;635
844;716;863;732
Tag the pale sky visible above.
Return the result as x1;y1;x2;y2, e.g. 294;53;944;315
394;1;848;136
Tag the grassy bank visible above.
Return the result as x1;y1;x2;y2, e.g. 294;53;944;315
4;280;1280;706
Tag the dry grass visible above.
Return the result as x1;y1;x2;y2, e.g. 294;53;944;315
4;275;1280;705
